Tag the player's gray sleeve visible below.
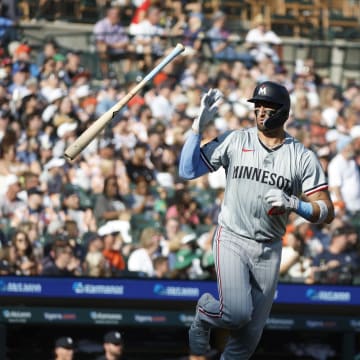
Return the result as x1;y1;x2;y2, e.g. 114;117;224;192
201;130;235;171
299;148;328;196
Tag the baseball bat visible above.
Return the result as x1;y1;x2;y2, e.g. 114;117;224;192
64;43;185;161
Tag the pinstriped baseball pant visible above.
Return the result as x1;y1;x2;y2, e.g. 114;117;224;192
197;226;282;360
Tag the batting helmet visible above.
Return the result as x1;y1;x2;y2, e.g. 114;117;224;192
247;81;290;129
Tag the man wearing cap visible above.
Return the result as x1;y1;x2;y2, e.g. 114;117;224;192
53;336;75;360
96;330;125;360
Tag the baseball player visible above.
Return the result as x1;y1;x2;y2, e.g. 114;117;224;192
179;81;334;359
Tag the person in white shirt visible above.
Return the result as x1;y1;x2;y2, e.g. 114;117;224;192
245;14;282;65
128;6;165;70
127;227;162;276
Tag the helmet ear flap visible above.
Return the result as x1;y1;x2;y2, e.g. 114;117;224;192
263;103;289;129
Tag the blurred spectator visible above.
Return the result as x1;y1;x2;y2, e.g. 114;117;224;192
292;216;324;257
153;255;170;278
166;188;200;229
156;146;179;187
52;96;78;127
17;220;43;260
147;81;174;123
0;11;17;48
245;14;282;65
328;136;360;216
321;92;346;129
127;227;162;276
41;239;80;276
111;113;137;158
83;232;111;277
60;186;96;236
168;231;205;279
38;57;57;84
41;157;66;194
96;79;122;117
291;89;311;124
0;129;29;176
171;245;203;280
93;5;132;77
125;142;155;184
128;5;166;71
280;230;312;283
63;50;89;87
41;90;67;126
34;0;62;21
36;38;59;67
96;330;125;360
5;230;38;275
78;96;98;129
351;125;360;167
64;219;85;256
20;187;47;233
127;176;155;218
307;226;360;284
167;230;190;270
127;103;151;142
146;126;167;170
0;109;11;141
11;42;39;79
53;336;75;360
290;74;320;111
163;216;182;242
206;11;253;68
182;12;204;57
163;0;187;39
94;174;129;226
295;58;323;90
0;257;10;275
0;174;26;229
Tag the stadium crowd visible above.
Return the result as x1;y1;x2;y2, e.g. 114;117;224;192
0;1;359;286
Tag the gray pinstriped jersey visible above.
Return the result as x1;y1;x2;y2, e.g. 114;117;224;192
200;127;328;242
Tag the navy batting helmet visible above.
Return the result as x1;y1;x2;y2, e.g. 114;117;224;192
247;81;290;129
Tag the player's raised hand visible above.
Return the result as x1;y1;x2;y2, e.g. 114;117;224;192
265;188;299;213
192;88;223;134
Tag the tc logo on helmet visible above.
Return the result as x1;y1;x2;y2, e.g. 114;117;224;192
258;86;267;95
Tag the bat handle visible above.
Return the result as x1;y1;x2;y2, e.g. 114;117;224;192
142;43;185;82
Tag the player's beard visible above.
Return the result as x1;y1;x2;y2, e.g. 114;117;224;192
256;116;283;135
256;116;271;133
